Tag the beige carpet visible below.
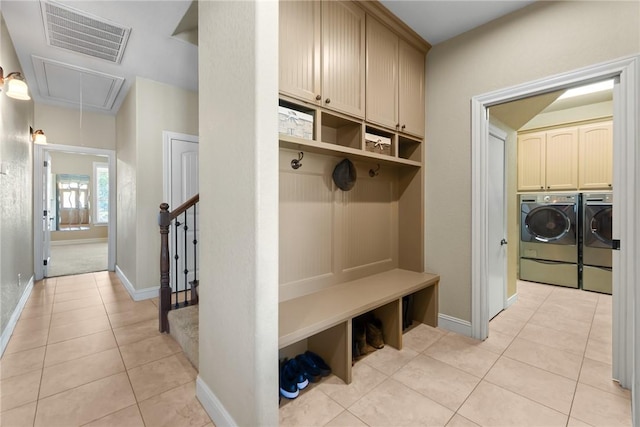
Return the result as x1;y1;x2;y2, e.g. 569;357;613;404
47;242;108;277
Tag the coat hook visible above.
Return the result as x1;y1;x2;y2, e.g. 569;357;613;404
291;151;304;169
369;163;380;177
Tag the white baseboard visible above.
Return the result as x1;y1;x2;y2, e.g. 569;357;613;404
196;376;237;427
0;275;35;357
506;293;518;309
51;238;108;246
438;313;472;337
115;265;158;301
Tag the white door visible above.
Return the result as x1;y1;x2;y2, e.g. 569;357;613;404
165;133;199;297
488;127;507;319
42;152;53;277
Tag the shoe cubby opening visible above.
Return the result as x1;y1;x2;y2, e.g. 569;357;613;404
398;135;422;162
320;111;362;149
352;300;401;363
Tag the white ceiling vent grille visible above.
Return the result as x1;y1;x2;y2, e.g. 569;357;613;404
41;1;131;63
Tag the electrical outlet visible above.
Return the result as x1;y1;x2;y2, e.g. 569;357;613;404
18;273;21;287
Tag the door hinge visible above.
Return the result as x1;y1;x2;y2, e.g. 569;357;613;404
44;160;48;167
612;239;621;250
43;259;48;266
43;210;48;217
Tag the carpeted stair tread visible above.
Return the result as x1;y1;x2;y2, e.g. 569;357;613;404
167;305;199;370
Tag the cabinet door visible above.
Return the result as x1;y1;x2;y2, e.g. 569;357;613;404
545;127;578;190
398;40;425;138
365;16;398;129
517;132;546;191
322;1;365;118
279;0;321;104
579;121;613;190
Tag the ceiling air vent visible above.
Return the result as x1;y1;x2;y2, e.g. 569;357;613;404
41;1;131;64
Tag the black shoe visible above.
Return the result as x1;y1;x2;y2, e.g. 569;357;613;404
303;351;331;377
279;358;299;399
296;354;322;382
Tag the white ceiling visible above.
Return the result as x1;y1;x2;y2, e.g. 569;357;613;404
2;0;535;115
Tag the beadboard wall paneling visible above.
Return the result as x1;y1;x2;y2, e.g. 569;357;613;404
279;149;400;301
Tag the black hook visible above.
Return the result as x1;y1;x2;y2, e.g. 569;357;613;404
291;151;304;170
369;164;380;177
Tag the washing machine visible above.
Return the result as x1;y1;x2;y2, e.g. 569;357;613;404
582;192;613;294
519;193;579;288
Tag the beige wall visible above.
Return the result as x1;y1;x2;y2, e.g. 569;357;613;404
116;82;138;289
425;1;640;322
49;151;109;242
115;77;198;290
198;1;278;425
0;14;35;335
135;78;198;290
34;103;116;150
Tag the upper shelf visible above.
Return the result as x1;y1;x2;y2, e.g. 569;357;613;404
279;97;423;168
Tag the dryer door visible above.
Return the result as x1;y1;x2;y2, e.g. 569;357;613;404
585;205;613;248
524;205;576;245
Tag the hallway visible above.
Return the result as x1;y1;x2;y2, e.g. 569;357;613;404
0;272;213;427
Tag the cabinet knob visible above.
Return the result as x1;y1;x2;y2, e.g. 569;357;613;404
325;98;331;104
315;94;321;101
547;186;550;189
401;124;406;130
608;183;612;187
540;186;544;189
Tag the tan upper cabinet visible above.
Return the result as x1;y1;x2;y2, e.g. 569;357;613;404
280;1;365;118
545;127;578;190
365;16;398;130
366;16;425;138
279;1;321;105
517;131;546;191
398;40;425;138
518;120;612;192
579;120;613;189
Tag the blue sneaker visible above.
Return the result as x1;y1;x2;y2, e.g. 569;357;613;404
279;358;308;399
303;351;331;377
296;354;322;383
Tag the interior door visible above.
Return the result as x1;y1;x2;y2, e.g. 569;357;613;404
42;151;53;277
488;129;507;319
170;136;199;293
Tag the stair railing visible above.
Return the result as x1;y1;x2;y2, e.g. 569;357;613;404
158;194;199;332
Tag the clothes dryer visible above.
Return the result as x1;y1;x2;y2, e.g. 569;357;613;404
582;192;613;294
519;193;579;288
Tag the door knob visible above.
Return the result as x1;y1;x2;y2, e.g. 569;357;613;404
500;239;508;246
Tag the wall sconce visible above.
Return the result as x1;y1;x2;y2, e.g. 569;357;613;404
30;127;48;145
0;66;31;100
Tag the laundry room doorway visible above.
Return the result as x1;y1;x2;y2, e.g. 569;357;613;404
471;56;639;394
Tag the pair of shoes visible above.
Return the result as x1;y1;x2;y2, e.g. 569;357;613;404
352;317;375;360
366;317;384;349
279;358;309;399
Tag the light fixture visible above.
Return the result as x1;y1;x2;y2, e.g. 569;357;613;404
0;66;31;100
30;127;48;145
558;79;614;100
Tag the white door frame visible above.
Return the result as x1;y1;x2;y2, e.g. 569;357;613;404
471;55;638;397
33;143;116;280
487;124;508;318
162;131;199;206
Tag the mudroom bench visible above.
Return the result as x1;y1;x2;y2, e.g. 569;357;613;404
279;269;439;384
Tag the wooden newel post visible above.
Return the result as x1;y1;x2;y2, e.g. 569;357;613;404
159;202;171;332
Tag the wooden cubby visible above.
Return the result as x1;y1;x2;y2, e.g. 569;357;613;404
320;110;362;149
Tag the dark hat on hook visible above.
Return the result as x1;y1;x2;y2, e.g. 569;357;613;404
332;158;357;191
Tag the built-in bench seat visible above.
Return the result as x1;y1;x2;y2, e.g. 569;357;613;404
279;268;439;384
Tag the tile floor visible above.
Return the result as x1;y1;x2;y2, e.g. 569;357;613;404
279;280;633;426
0;272;213;427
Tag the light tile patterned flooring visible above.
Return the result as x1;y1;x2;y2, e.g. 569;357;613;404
0;272;213;427
279;280;632;426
